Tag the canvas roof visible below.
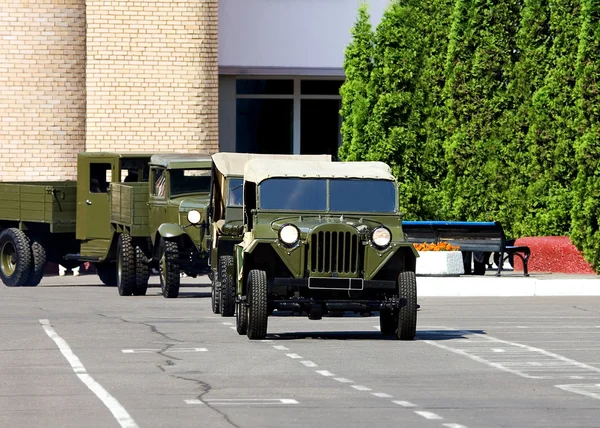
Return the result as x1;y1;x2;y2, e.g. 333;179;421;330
243;159;395;183
150;153;212;169
211;152;332;177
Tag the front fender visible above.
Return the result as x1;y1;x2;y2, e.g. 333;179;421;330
158;223;186;239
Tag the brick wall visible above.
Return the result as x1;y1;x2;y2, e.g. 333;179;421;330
86;0;219;154
0;0;86;181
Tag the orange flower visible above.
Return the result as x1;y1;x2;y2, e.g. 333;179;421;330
414;241;461;251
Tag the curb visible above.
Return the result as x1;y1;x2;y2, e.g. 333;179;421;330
417;276;600;297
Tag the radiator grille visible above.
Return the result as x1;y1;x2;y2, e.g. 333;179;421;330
310;231;359;274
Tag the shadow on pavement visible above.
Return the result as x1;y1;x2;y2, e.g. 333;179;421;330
269;329;485;341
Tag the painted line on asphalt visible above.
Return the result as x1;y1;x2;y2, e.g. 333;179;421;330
122;348;207;354
261;339;274;342
372;392;393;398
492;349;505;353
351;385;372;391
273;345;289;351
301;360;318;367
316;370;335;377
393;400;417;407
334;377;354;383
286;353;303;359
222;322;234;326
185;398;299;405
40;319;139;428
443;424;469;428
555;384;600;400
414;410;443;420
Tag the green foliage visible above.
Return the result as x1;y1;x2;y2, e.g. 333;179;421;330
442;0;521;227
339;2;374;161
571;0;600;273
523;0;582;236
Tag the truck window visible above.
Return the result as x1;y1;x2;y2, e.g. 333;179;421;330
227;178;243;207
90;163;112;193
170;169;211;197
152;168;167;198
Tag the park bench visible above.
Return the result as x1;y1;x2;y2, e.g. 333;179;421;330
401;220;531;277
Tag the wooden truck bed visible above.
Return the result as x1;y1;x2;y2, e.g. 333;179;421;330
0;181;77;233
110;182;149;236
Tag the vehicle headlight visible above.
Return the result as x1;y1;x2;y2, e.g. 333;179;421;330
187;210;202;225
279;224;300;246
372;227;391;248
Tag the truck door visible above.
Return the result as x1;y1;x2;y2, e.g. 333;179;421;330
76;158;116;241
148;166;168;246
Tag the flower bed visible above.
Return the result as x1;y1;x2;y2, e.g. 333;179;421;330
415;242;464;276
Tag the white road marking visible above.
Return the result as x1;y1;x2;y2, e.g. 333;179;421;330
286;353;303;359
185;399;203;405
301;360;318;367
122;348;207;354
371;392;392;398
393;400;417;407
261;339;273;342
443;424;469;428
556;384;600;400
492;349;505;353
415;411;443;420
516;326;529;329
230;327;236;330
334;377;354;383
40;319;139;428
351;385;372;391
203;398;298;405
222;322;233;326
273;345;289;351
316;370;335;377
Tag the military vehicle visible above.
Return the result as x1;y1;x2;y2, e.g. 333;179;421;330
0;152;152;287
208;153;332;316
233;159;419;340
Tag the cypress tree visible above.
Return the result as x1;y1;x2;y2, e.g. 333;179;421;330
339;3;374;162
523;0;582;236
442;0;521;226
571;0;600;273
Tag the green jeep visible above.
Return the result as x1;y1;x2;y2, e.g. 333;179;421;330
208;153;332;316
142;154;212;298
234;159;419;340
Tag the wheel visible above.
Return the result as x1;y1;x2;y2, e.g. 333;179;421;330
211;273;221;314
117;234;136;296
96;262;117;286
236;299;248;335
133;244;150;296
219;255;235;317
159;240;180;298
25;239;47;287
396;271;417;340
379;310;396;335
246;269;268;340
0;228;32;287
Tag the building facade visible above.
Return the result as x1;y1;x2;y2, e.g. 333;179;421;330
1;0;387;181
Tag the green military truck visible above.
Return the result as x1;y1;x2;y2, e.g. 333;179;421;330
233;159;419;340
0;152;152;287
111;154;212;298
208;153;332;316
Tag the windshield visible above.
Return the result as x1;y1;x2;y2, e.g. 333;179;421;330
228;178;243;207
170;168;211;197
258;178;396;213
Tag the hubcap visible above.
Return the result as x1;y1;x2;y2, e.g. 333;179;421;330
1;241;16;276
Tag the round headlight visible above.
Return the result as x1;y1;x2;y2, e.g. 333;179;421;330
372;227;391;248
279;224;300;246
187;210;202;225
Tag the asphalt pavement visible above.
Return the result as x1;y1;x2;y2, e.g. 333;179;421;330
2;273;600;428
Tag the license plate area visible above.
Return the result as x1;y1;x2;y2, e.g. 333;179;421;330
308;277;364;290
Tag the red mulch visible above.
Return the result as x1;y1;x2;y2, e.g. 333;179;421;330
513;236;596;274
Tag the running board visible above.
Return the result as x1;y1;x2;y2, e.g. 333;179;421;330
63;254;102;262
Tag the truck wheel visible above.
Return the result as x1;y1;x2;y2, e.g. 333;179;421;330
159;240;180;298
219;255;235;317
379;310;396;335
396;271;417;340
133;244;150;296
246;269;268;340
211;275;221;314
0;228;32;287
25;240;47;287
236;299;248;335
117;234;136;296
96;262;117;286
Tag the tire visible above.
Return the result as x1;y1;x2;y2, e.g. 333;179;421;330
117;234;136;296
219;255;235;317
96;262;117;286
379;310;396;335
159;240;180;298
396;271;417;340
236;299;248;335
133;244;150;296
211;274;221;314
246;269;268;340
25;239;47;287
0;228;32;287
